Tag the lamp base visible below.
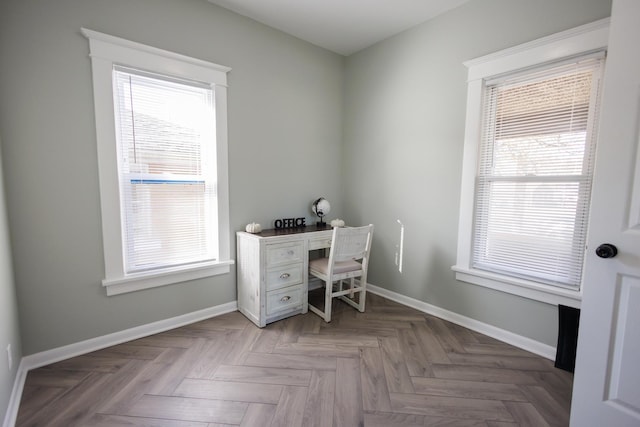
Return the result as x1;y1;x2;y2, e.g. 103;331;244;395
316;220;327;228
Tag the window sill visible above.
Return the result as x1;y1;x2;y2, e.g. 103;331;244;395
103;260;235;296
451;265;582;308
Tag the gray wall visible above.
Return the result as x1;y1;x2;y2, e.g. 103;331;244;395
343;0;612;346
0;142;22;427
0;0;612;361
0;0;344;355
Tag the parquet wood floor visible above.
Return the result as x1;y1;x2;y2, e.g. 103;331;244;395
15;293;573;426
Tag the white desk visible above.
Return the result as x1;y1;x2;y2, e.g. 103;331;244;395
236;226;333;327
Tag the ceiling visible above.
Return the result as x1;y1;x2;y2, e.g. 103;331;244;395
206;0;470;56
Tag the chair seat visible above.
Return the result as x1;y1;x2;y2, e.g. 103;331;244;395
309;257;361;275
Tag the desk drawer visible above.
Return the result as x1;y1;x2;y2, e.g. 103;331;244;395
266;242;304;267
266;285;304;316
309;236;332;250
266;264;303;291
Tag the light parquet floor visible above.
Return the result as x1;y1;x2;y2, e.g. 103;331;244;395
15;293;573;426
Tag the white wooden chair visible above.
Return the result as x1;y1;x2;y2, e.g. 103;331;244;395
308;224;373;322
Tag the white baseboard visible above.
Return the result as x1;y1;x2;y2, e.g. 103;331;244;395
2;300;237;427
2;359;28;427
367;284;557;360
21;300;238;370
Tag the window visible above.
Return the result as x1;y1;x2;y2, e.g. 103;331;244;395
475;56;604;287
83;29;233;295
453;19;609;307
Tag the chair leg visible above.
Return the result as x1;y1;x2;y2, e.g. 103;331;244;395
324;280;332;323
358;281;366;313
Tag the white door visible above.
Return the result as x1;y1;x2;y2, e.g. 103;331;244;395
570;0;640;425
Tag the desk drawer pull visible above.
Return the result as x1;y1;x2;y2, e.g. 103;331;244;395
266;265;303;290
266;285;303;316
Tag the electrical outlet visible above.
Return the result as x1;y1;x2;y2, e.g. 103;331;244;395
6;344;12;371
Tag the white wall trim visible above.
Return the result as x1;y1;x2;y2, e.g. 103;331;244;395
82;28;233;296
367;283;557;360
81;28;231;85
454;19;610;306
463;18;609;81
103;261;234;296
453;266;582;309
2;359;28;427
23;300;238;369
2;300;237;427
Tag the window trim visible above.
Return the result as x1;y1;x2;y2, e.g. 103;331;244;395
82;28;233;296
453;19;610;308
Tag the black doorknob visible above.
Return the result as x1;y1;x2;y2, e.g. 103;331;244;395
595;243;618;259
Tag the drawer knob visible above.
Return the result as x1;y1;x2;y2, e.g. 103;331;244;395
280;295;291;302
287;250;294;255
280;273;290;279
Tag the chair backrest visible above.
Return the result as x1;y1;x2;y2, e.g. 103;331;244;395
328;224;374;266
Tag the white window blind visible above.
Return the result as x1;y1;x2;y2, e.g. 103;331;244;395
113;67;218;274
472;54;604;288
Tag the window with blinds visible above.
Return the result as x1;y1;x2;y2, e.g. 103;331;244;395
472;54;604;288
113;67;218;273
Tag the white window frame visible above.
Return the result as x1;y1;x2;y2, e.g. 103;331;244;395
82;28;233;296
452;19;610;308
